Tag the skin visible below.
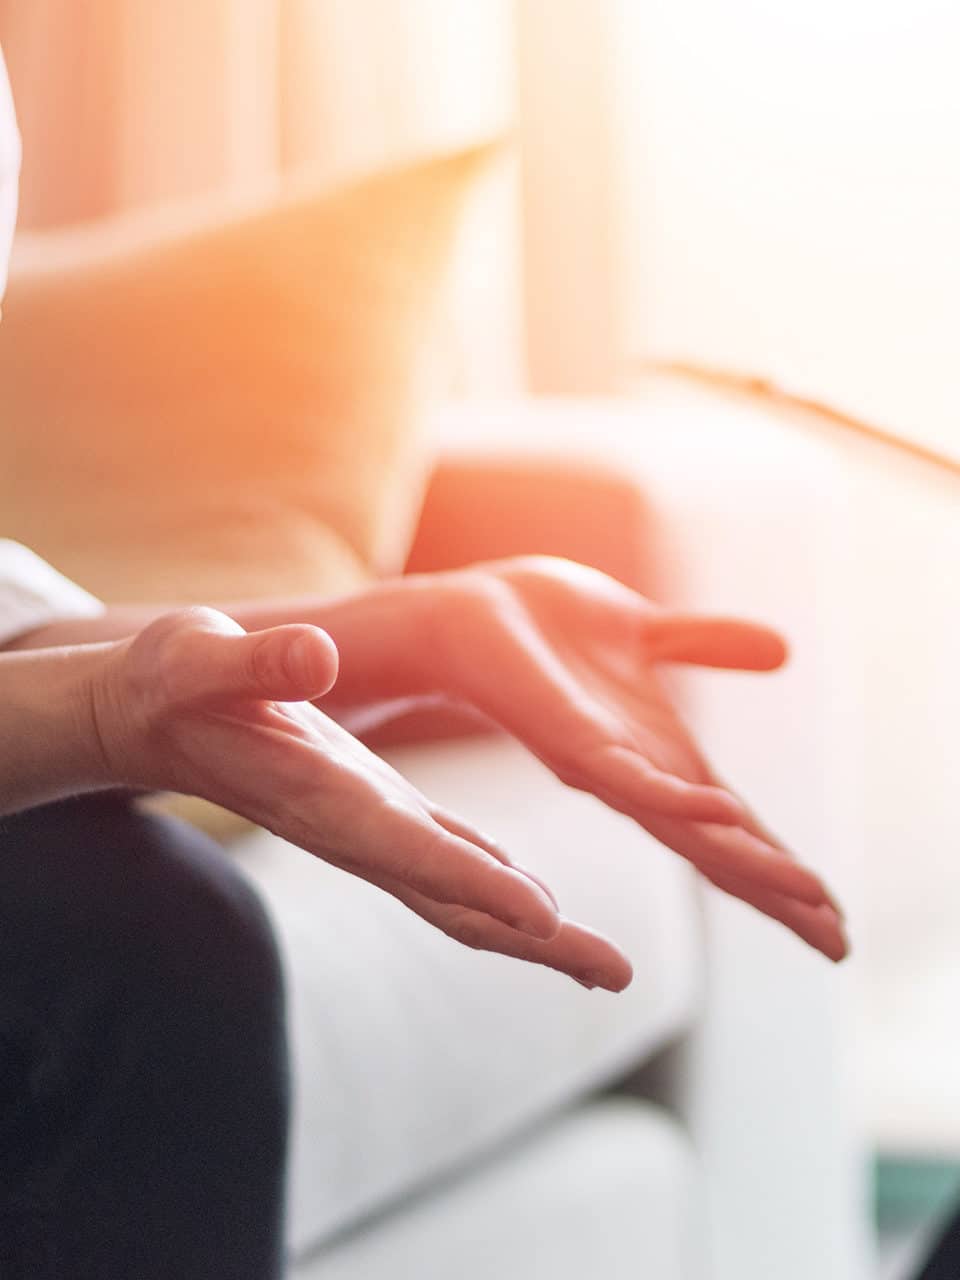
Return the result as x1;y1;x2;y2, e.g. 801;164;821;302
2;555;848;990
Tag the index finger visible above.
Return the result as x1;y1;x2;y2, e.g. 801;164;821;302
474;624;744;824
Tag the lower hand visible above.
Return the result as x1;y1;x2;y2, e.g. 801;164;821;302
91;607;634;991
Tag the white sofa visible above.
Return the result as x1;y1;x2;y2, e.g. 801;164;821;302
231;386;873;1280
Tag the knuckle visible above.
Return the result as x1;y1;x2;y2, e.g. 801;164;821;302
428;575;512;675
144;606;228;648
458;572;516;623
391;819;448;897
132;607;234;678
401;857;435;898
552;749;590;790
505;553;565;579
446;913;488;951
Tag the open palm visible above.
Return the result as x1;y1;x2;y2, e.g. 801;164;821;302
97;608;634;991
415;557;847;961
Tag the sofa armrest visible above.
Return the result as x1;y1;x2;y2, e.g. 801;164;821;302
426;383;872;1280
404;454;661;594
373;456;661;747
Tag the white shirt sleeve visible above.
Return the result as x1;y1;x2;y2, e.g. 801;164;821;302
0;540;105;646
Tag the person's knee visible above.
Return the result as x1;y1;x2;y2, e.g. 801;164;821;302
0;798;290;1275
0;795;286;1071
105;801;286;1016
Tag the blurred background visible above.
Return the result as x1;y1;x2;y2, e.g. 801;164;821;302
2;2;957;1275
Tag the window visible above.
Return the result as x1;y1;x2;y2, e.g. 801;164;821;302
616;0;960;462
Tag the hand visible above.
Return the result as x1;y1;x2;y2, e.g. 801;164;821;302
17;554;848;965
396;556;848;962
92;607;633;991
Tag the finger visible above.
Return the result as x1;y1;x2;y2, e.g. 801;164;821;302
576;745;746;825
434;909;634;992
429;805;560;910
263;716;564;943
368;870;632;991
472;614;629;770
644;613;789;671
634;812;830;906
474;626;824;905
222;624;340;701
474;618;741;828
702;771;848;922
163;609;340;704
702;867;849;962
339;802;562;942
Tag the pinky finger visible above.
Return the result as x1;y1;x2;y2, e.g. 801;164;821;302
580;746;745;825
704;867;849;962
364;867;632;992
701;770;847;922
429;805;559;910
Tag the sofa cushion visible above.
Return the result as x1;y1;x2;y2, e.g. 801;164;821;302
294;1100;700;1280
230;735;701;1258
0;143;498;603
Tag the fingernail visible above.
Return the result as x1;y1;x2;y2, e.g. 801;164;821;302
580;971;609;989
574;977;597;990
716;790;746;818
507;877;560;940
511;912;560;941
513;862;559;910
825;889;847;923
287;632;318;685
823;922;851;963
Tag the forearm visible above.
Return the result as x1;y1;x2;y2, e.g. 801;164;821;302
1;605;157;649
0;643;115;815
0;575;473;742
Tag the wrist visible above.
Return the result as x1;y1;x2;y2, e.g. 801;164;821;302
317;575;444;707
0;641;123;814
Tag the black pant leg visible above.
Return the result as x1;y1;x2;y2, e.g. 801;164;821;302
0;794;290;1280
914;1201;960;1280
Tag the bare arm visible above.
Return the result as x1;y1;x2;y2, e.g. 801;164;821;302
0;642;113;815
0;577;473;742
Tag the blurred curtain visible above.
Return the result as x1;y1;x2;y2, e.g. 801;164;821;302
0;0;629;397
0;0;277;225
0;0;521;393
6;0;956;423
0;0;515;221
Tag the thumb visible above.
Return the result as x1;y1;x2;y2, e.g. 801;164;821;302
225;623;341;701
644;612;789;671
143;608;340;704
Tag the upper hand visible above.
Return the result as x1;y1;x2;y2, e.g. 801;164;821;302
398;556;848;962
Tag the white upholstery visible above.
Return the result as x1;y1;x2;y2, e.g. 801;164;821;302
295;1100;701;1280
232;738;700;1259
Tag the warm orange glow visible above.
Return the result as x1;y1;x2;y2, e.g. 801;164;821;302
618;0;960;462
